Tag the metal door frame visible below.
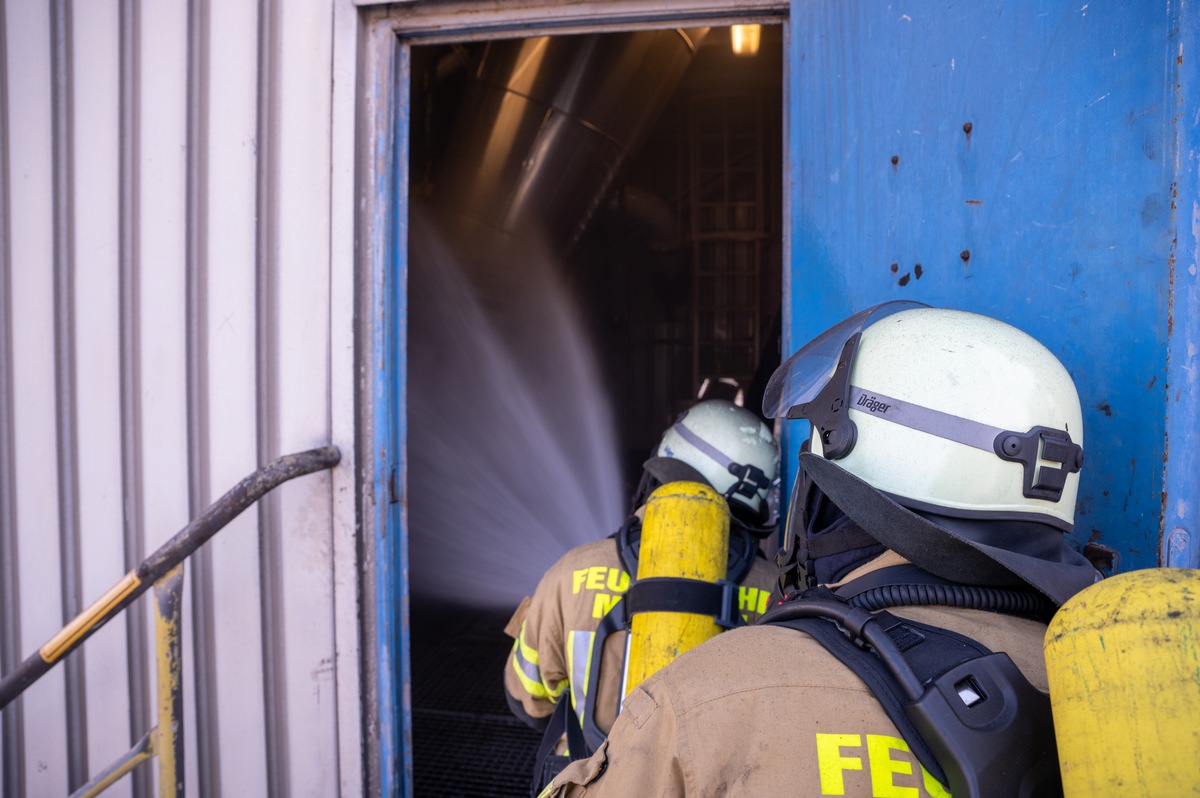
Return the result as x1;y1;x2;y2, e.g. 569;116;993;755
354;3;788;795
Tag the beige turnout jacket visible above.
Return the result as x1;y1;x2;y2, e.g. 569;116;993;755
544;555;1051;797
505;535;779;739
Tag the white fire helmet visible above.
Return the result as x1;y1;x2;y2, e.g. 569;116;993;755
765;301;1084;531
656;399;780;522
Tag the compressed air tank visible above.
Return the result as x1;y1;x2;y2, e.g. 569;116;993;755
624;480;729;692
1044;567;1200;796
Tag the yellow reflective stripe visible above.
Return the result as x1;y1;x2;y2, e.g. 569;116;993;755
511;638;548;699
517;621;541;666
512;622;568;701
567;630;595;720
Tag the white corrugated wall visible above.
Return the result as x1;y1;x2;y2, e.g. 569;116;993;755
0;0;362;795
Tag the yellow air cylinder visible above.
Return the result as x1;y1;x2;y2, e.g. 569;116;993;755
625;480;730;694
1044;567;1200;796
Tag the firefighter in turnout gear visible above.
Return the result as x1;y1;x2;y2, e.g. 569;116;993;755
503;400;781;774
542;303;1098;798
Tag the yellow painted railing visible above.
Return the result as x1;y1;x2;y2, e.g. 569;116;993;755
0;446;341;797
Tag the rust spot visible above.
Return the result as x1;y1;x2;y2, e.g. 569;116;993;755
1096;402;1113;417
890;263;899;273
914;264;923;279
965;200;983;206
1167;173;1178;357
1083;541;1116;572
898;273;911;287
960;250;970;264
963;121;973;135
891;155;900;167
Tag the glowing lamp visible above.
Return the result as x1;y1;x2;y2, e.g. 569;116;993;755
730;25;761;57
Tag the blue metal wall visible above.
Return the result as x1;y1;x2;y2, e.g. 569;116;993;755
786;1;1199;571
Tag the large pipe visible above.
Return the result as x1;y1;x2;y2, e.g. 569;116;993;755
432;28;709;264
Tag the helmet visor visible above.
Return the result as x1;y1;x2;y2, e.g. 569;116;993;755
763;300;929;420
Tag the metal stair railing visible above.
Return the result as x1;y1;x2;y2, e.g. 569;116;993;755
0;446;342;797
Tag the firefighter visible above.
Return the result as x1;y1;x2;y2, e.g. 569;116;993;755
503;399;781;765
542;302;1098;798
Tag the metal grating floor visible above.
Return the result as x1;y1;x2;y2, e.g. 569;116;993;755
411;602;543;797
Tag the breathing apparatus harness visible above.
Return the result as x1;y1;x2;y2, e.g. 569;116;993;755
760;591;1063;797
759;564;1062;798
766;462;1063;797
530;513;765;795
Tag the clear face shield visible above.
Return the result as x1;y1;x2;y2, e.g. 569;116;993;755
763;301;929;571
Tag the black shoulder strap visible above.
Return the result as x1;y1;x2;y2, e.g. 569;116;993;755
725;526;758;585
579;599;631;753
529;693;590;797
760;594;1063;798
613;516;640;578
772;612;981;787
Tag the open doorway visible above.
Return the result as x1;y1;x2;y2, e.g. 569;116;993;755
404;24;783;795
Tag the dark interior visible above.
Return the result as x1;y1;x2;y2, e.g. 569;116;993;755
406;24;783;796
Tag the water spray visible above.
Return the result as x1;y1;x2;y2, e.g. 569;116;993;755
407;214;625;609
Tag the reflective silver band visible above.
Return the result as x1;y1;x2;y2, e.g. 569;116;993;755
569;630;594;714
513;639;541;685
848;385;1006;453
672;420;734;470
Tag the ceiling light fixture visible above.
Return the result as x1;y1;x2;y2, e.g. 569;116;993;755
730;24;761;57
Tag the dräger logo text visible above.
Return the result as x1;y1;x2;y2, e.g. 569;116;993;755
856;394;891;414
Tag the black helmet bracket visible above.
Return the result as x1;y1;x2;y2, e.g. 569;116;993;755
726;461;770;501
994;426;1083;502
789;334;860;460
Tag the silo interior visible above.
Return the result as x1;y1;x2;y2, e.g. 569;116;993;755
405;24;783;795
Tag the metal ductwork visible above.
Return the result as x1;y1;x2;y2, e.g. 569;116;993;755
432;27;709;264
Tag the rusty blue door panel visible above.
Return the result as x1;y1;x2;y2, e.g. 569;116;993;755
365;23;411;797
785;1;1199;571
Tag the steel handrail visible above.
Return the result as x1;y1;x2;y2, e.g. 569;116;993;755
0;445;341;796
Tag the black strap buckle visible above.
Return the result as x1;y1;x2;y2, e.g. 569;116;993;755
993;425;1083;502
